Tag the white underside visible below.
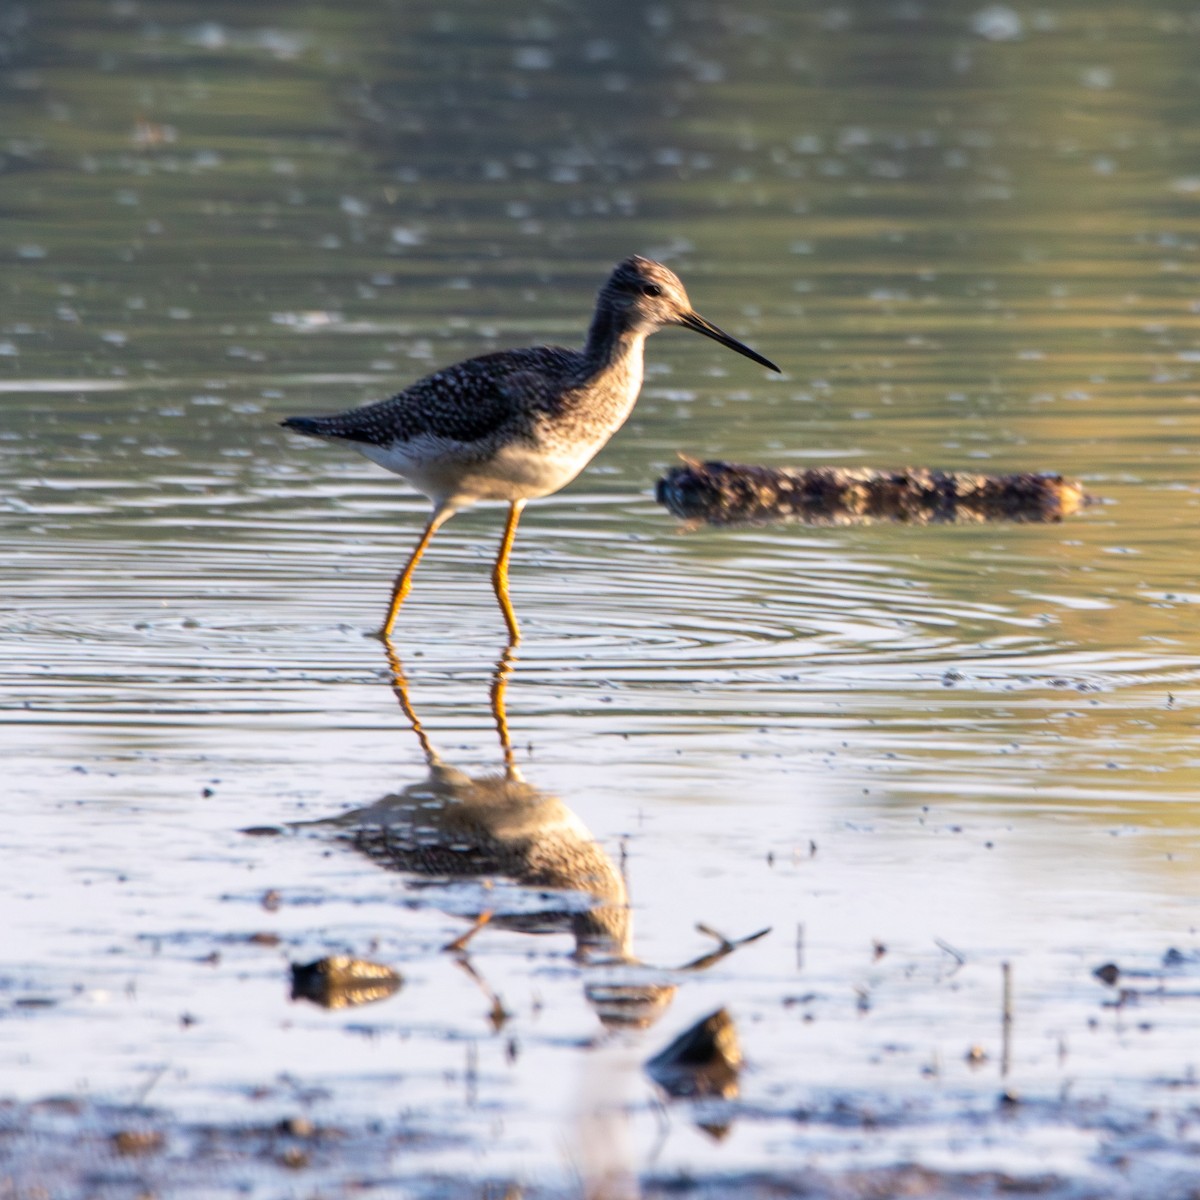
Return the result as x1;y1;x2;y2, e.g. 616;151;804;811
356;433;602;512
352;348;644;512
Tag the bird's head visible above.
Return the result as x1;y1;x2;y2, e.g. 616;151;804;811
601;256;779;372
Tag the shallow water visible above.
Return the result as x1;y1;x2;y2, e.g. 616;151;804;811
4;2;1200;1195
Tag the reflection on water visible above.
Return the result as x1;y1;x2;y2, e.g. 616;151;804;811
294;640;775;1030
646;1006;743;1141
312;644;632;959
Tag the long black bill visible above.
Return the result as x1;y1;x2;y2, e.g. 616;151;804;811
678;310;780;373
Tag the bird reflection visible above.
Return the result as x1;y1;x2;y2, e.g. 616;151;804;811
295;637;768;1038
353;642;632;958
302;638;676;1027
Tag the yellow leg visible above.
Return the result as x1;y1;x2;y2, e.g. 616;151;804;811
489;638;519;778
491;500;525;644
379;505;453;639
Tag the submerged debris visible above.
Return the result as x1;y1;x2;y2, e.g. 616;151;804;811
656;459;1092;525
678;923;772;971
646;1006;742;1100
111;1128;165;1157
1090;951;1200;1001
289;956;402;1010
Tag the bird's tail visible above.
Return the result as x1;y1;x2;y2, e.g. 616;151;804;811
280;414;343;439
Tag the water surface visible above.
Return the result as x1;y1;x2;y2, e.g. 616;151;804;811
3;2;1200;1195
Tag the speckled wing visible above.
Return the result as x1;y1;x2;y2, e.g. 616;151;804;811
282;346;582;449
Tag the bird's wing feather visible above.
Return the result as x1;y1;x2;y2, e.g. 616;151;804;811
322;346;582;447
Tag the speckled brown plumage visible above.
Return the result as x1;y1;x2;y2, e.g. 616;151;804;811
282;257;776;494
281;345;586;450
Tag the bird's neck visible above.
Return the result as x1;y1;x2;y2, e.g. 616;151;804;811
583;304;649;376
580;312;648;432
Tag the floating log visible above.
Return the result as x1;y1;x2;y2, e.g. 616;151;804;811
656;459;1092;526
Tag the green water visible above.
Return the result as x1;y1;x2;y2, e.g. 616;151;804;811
4;2;1200;1195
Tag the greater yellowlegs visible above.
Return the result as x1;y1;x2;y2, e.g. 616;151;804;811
281;256;779;640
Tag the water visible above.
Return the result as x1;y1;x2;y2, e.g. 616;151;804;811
4;2;1200;1195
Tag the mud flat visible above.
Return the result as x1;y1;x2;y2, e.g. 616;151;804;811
2;1078;1197;1199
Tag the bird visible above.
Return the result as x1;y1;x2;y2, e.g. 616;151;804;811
281;256;780;641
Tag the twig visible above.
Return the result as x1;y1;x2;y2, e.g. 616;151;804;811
934;937;965;976
133;1063;168;1106
679;924;771;972
1001;961;1013;1078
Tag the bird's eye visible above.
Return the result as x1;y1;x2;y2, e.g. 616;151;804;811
641;282;663;297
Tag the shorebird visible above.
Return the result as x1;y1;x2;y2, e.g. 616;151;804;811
281;256;779;640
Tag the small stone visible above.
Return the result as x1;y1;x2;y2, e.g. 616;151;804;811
112;1129;165;1156
646;1007;741;1100
279;1145;309;1169
290;956;403;1010
278;1115;315;1138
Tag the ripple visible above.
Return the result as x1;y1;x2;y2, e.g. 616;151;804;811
8;496;1199;747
